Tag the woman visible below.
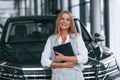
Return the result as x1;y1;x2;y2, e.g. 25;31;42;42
41;11;88;80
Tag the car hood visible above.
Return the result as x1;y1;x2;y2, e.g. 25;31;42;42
0;41;44;66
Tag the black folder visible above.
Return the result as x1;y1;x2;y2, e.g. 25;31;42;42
53;42;74;56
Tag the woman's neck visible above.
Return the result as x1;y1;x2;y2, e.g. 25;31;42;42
60;30;68;37
60;30;68;44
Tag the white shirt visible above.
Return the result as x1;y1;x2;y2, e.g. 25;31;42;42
41;34;88;68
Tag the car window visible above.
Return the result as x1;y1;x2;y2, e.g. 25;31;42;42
7;21;55;42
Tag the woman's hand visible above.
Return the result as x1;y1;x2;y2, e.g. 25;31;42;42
55;52;64;62
62;62;76;68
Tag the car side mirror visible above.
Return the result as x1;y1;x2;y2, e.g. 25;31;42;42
94;33;105;43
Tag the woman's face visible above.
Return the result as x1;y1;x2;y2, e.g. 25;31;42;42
59;13;71;30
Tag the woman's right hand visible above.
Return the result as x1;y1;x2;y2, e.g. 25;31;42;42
62;62;76;68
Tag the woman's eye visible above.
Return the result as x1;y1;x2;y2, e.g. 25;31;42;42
61;17;64;20
67;19;70;21
60;17;71;21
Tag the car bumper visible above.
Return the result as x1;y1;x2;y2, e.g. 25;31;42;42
22;55;119;80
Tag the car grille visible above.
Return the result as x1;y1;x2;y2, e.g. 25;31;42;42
22;68;51;80
0;64;24;80
83;55;119;80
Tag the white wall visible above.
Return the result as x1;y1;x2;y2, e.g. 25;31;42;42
109;0;120;66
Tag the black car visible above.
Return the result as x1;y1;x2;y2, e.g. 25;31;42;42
0;15;119;80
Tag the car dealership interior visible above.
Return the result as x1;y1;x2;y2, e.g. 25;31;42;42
0;0;120;80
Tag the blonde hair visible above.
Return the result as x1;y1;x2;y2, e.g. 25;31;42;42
54;11;77;35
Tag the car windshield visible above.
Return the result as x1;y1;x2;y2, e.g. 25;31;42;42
7;21;55;42
7;19;92;43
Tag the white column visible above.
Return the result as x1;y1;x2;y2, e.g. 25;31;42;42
71;0;80;18
62;0;68;10
90;0;101;36
37;0;41;15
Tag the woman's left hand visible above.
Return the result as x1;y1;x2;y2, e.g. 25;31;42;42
55;52;64;62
